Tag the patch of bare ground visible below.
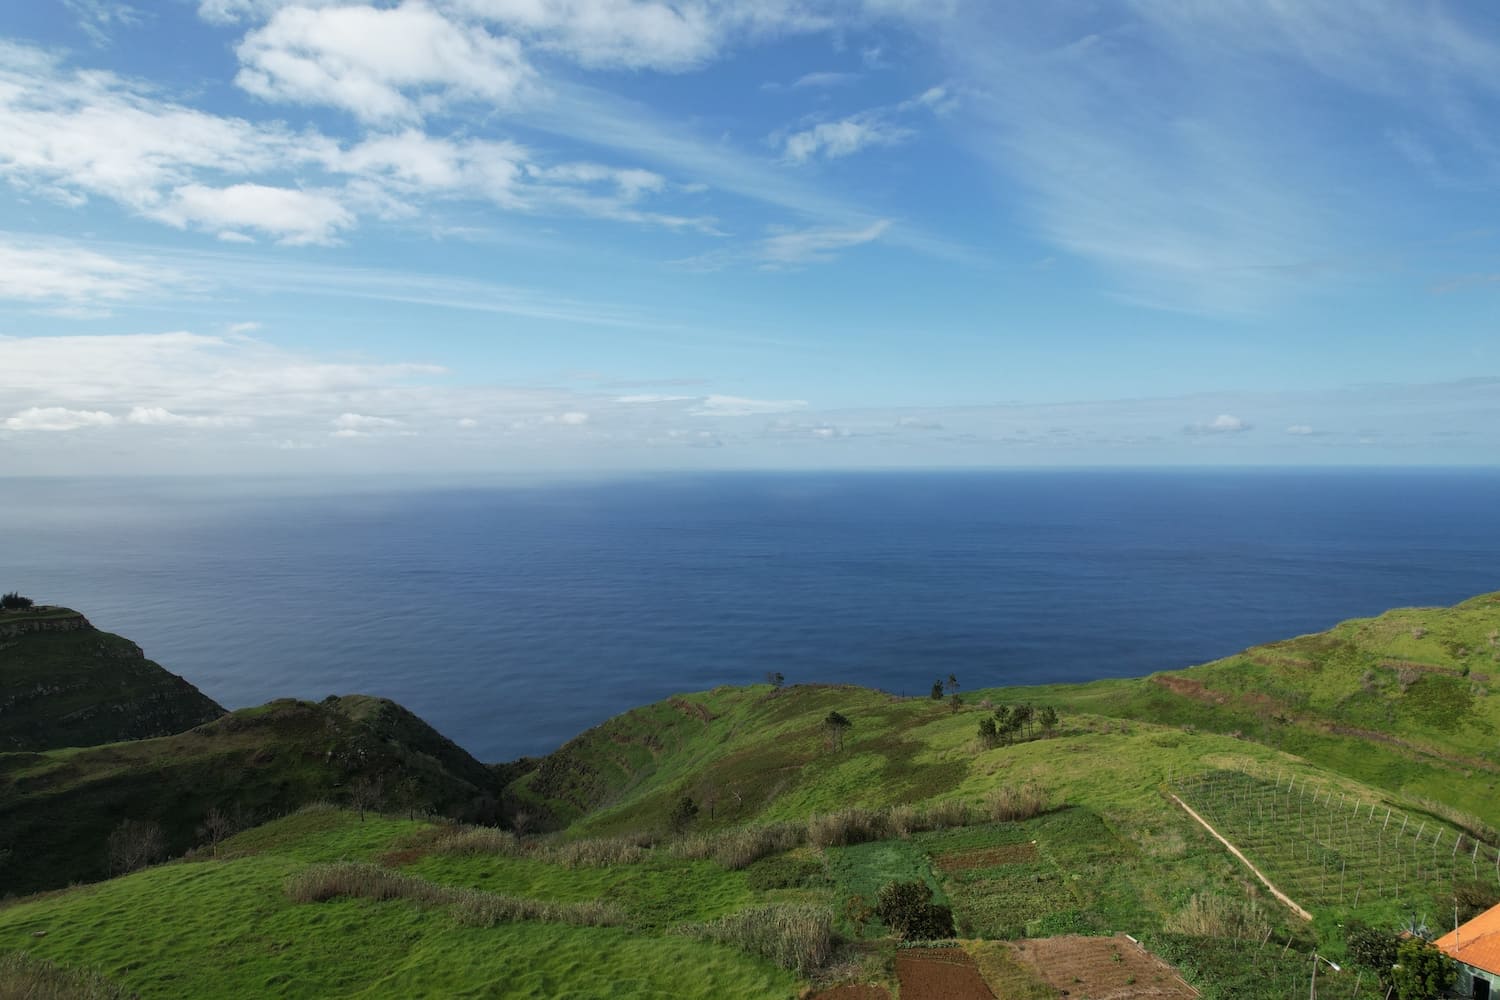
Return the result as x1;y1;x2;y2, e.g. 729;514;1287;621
807;985;891;1000
934;842;1040;871
1011;935;1199;999
895;948;996;1000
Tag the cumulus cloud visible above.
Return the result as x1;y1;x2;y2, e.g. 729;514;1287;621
235;3;533;123
3;406;118;431
1184;413;1252;435
150;183;355;245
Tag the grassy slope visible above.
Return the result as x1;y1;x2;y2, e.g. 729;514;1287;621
0;608;224;752
0;810;796;999
0;696;502;894
974;591;1500;830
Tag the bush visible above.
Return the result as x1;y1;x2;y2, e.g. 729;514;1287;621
1392;938;1455;1000
670;795;700;832
0;592;33;611
430;825;521;857
1165;893;1269;941
686;904;835;975
986;780;1049;822
876;880;955;940
0;952;126;1000
1346;923;1400;984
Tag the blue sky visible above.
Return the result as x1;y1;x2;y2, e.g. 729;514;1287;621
1;0;1497;473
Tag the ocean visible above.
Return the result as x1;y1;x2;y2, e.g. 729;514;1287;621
5;469;1498;762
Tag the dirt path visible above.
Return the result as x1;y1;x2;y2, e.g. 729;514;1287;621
1169;793;1313;922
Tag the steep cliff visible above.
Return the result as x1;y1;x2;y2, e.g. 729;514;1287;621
0;607;225;751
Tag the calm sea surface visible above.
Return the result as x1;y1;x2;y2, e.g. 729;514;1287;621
5;469;1498;761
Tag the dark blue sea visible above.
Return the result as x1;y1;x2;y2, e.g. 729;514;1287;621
5;469;1498;761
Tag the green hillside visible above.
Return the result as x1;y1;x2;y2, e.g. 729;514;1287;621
0;606;224;752
3;592;1498;998
0;695;503;894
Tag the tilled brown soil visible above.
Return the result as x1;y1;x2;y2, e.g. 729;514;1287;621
895;947;997;1000
933;842;1040;871
1011;935;1199;999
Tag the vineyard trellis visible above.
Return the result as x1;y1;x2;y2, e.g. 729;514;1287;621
1171;769;1500;917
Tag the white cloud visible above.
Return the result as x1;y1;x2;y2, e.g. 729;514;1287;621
126;406;245;428
548;410;590;425
65;0;145;47
3;406;118;431
783;118;910;163
235;3;533;123
694;395;808;417
1286;424;1316;435
456;416;480;428
1185;413;1252;435
759;220;889;266
616;393;693;403
151;183;355;245
332;412;402;431
0;236;188;306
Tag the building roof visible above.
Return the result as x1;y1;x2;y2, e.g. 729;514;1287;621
1436;903;1500;976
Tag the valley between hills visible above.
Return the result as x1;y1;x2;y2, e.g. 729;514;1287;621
3;592;1499;998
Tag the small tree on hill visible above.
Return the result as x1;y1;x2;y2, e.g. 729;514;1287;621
0;592;33;611
875;880;955;940
929;679;944;701
196;806;239;857
669;794;699;831
1038;705;1059;734
1346;924;1401;989
948;694;962;714
107;819;165;875
765;671;785;688
977;716;999;749
350;775;384;822
945;673;959;693
823;710;852;751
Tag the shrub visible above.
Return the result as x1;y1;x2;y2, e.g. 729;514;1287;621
670;795;700;832
546;836;647;868
1165;893;1269;941
986;780;1048;822
921;799;973;830
0;952;126;1000
808;808;889;848
876;880;955;940
1346;924;1401;984
0;593;34;611
1392;938;1456;1000
687;904;835;975
431;825;521;857
705;823;803;870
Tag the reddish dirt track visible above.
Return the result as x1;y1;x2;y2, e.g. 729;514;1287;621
895;947;997;1000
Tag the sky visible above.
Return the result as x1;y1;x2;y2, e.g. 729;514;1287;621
1;0;1498;474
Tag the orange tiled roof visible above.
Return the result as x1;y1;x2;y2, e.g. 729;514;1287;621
1436;903;1500;976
